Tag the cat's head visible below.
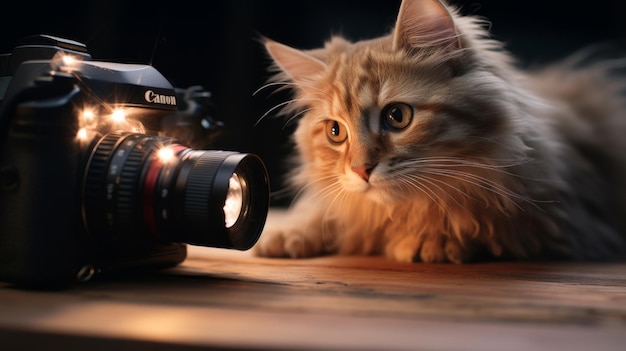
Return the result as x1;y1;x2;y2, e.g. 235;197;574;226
263;0;525;207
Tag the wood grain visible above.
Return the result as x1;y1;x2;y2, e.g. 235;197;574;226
1;246;625;350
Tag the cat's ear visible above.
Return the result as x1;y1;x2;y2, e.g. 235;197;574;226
264;39;327;83
392;0;460;52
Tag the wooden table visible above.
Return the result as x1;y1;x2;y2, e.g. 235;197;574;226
1;246;625;351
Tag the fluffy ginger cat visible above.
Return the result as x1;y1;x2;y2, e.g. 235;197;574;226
253;0;626;263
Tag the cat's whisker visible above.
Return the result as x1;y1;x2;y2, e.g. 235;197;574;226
290;173;340;206
257;79;334;100
285;81;334;100
255;99;297;127
318;184;344;205
324;185;347;216
397;174;451;213
319;182;347;219
426;167;529;201
320;186;351;252
252;81;291;96
421;167;537;211
252;81;315;96
402;180;450;213
283;107;312;129
394;157;534;207
422;162;527;179
402;156;547;183
269;186;297;202
408;156;534;170
405;173;478;208
255;97;323;127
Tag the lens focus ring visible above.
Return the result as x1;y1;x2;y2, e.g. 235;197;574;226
83;132;126;239
84;133;160;241
115;137;147;228
183;151;225;220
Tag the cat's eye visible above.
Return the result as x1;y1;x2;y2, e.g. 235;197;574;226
325;120;348;144
381;103;413;131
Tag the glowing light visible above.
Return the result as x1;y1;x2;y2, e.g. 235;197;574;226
54;53;83;72
157;147;176;163
62;55;78;66
111;109;126;123
76;128;89;140
82;109;96;120
224;173;243;228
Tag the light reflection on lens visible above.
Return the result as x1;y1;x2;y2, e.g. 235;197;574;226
223;173;243;228
156;147;176;163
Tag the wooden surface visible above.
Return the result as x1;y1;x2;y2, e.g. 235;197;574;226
1;246;626;351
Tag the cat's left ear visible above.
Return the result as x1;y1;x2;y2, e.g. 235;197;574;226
264;39;327;84
392;0;461;52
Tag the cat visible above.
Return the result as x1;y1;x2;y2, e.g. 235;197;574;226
253;0;626;263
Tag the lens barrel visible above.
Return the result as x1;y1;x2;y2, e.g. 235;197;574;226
82;132;269;250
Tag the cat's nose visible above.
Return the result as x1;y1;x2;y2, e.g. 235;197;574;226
352;164;376;182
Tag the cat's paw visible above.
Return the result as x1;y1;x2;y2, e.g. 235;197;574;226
253;226;321;258
443;238;477;264
252;209;328;258
386;234;476;263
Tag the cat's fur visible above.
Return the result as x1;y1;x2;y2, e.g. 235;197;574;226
254;0;626;263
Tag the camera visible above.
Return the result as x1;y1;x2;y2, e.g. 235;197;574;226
0;35;270;288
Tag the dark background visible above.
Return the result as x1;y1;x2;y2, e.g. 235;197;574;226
1;0;624;205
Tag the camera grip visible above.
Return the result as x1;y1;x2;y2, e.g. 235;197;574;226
0;98;83;287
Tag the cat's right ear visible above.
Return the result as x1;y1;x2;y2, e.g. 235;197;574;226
264;39;327;83
392;0;460;53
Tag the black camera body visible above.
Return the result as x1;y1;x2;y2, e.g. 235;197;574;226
0;35;269;288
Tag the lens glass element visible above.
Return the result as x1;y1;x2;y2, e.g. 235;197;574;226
223;173;243;228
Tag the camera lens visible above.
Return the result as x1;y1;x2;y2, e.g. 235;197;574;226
82;132;269;250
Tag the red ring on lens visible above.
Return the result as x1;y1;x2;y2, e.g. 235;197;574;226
143;144;188;238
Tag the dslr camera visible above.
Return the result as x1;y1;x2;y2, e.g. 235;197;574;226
0;35;269;288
